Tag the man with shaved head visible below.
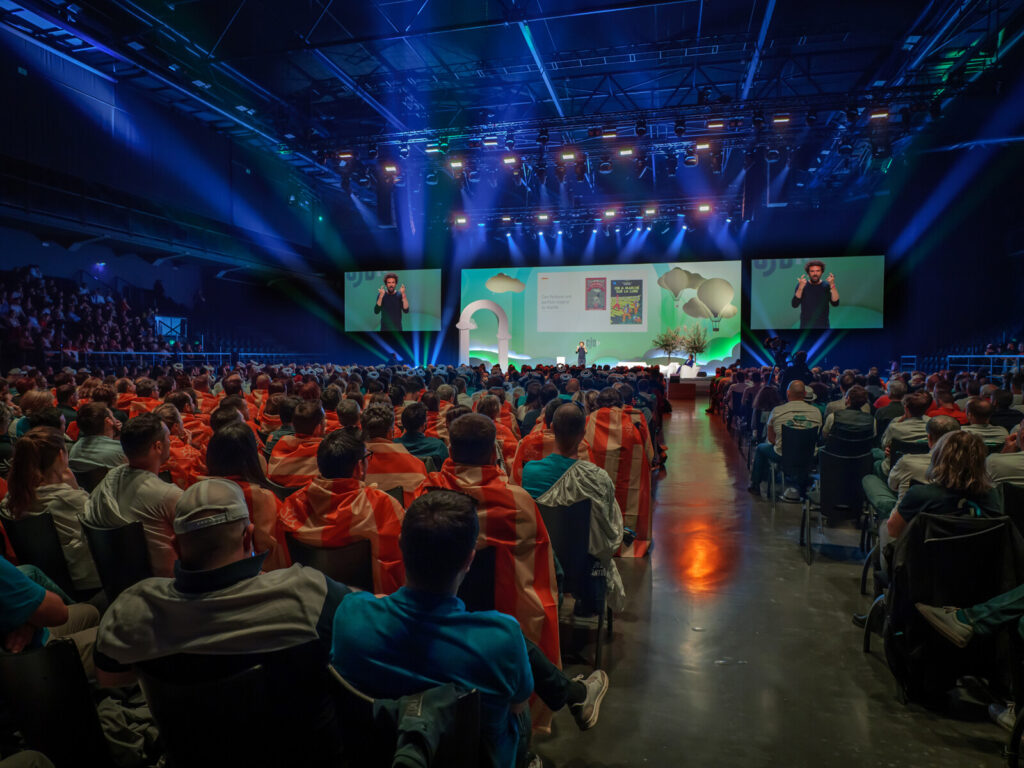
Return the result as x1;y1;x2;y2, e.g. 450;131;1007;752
748;379;822;498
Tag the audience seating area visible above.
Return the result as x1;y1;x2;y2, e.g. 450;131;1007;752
709;358;1024;762
0;353;667;767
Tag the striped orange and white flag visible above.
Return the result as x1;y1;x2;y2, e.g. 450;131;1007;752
365;439;428;506
509;428;589;485
267;434;322;487
278;476;405;594
585;406;653;557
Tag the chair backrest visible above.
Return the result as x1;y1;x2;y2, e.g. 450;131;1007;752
817;451;875;523
138;640;338;768
72;466;110;493
285;534;374;590
0;639;110;767
267;480;302;500
3;513;76;597
157;469;173;484
422;456;438;474
824;434;875;457
890;438;929;469
385;486;404;505
730;391;744;414
332;669;481;768
779;424;819;476
81;520;152;601
537;500;596;597
457;545;496;611
1000;482;1024;537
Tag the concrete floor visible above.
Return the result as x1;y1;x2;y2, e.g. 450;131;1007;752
536;399;1007;767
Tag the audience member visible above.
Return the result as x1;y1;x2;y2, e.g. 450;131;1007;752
962;399;1009;445
267;400;324;487
395;401;449;470
361;403;428;504
67;401;126;473
748;381;822;498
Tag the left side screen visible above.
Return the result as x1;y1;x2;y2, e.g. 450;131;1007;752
344;269;443;332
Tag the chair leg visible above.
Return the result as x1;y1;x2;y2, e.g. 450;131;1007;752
862;594;885;654
594;605;604;670
860;544;877;596
606;607;613;639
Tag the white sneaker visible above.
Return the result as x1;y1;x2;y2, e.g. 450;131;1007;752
990;702;1016;732
782;487;802;502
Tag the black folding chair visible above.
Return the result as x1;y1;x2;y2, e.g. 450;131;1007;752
138;641;339;768
71;466;110;493
771;424;819;514
384;486;404;505
332;669;481;768
457;546;496;611
823;434;875;458
3;513;76;598
802;451;875;565
1000;482;1024;538
538;500;611;668
267;479;302;500
81;520;152;601
0;639;111;767
285;535;374;590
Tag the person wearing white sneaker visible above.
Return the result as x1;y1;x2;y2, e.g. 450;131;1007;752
331;490;610;768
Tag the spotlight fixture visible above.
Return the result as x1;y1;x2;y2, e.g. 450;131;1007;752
467;169;481;184
398;142;410;158
635;120;647;137
501;215;512;222
425;170;439;185
454;214;468;226
765;148;781;163
729;118;743;129
683;150;698;167
772;114;790;125
482;135;499;147
555;164;566;184
674;119;686;137
537;128;549;145
604;209;616;218
438;137;449;154
707;120;724;129
643;207;657;217
598;157;613;174
698;203;711;213
505;132;516;149
665;152;678;176
805;112;818;126
618;147;634;157
383;164;398;174
695;142;710;151
338;150;354;163
449;159;464;170
534;162;547;184
425;142;440;154
752;111;765;129
560;150;577;162
869;109;889;120
502;155;518;166
602;126;617;139
537;213;549;221
367;143;379;159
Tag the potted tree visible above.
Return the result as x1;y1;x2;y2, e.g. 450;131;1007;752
652;327;685;378
680;323;710;375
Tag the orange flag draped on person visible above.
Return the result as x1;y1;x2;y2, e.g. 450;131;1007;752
277;477;405;594
161;436;206;489
509;428;590;485
364;440;428;506
585;406;653;557
128;396;161;418
267;435;322;487
418;460;561;667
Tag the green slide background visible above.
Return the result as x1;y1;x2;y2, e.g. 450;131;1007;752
344;269;443;332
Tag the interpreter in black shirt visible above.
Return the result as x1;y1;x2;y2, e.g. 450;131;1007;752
791;260;839;329
374;272;409;332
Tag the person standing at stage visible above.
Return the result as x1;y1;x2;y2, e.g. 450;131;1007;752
576;341;587;367
791;260;839;329
374;273;409;332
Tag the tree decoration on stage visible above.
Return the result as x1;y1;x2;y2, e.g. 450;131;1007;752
651;328;686;366
680;323;711;357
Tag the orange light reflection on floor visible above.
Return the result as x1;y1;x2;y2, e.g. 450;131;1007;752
673;514;740;598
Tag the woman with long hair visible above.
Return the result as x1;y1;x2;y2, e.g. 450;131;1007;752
0;427;100;591
205;421;288;570
886;430;1002;540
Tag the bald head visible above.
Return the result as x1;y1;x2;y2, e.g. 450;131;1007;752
786;380;807;402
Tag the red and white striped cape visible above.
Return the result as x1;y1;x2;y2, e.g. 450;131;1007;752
509;428;590;485
161;435;206;489
128;397;162;418
584;406;653;557
364;438;428;506
498;402;521;441
204;475;290;571
278;476;405;594
623;405;656;466
424;411;442;439
267;434;322;487
258;406;282;433
418;460;560;667
493;421;519;470
435;401;453;444
193;392;219;414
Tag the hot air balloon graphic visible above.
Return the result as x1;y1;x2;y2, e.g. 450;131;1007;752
696;278;735;332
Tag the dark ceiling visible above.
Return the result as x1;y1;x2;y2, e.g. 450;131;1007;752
3;0;1024;239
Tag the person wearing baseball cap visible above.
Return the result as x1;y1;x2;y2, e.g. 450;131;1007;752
94;477;350;670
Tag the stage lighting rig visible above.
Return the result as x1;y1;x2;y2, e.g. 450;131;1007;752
555;163;567;184
665;152;678;176
635;120;648;137
598;157;613;174
367;143;379;159
683;149;698;168
674;119;686;137
398;142;409;158
505;132;516;149
537;128;549;145
534;161;547;185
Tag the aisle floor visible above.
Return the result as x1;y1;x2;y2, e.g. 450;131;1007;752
536;398;1004;767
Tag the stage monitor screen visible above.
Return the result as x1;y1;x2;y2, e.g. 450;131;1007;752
749;255;885;330
459;261;742;368
344;269;443;332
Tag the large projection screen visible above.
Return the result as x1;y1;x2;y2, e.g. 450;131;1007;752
460;261;742;368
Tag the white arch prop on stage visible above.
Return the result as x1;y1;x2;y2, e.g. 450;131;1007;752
457;300;511;369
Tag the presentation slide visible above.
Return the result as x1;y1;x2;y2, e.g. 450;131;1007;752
344;269;442;332
749;255;885;330
460;261;742;367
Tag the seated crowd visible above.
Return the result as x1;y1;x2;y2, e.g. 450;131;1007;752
0;358;667;767
714;354;1024;738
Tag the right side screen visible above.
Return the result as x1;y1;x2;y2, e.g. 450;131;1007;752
749;255;885;330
